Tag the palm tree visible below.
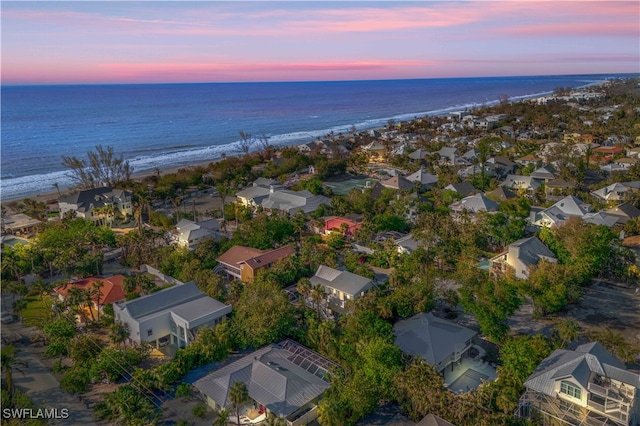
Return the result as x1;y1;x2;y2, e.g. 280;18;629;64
310;284;327;319
93;280;105;322
228;381;249;426
109;322;129;348
213;408;230;426
296;278;311;309
553;318;580;348
1;344;28;397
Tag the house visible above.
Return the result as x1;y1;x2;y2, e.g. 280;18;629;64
592;182;640;203
54;275;127;315
1;213;42;237
416;414;456;426
516;154;543;168
516;342;640;426
309;265;374;314
405;168;439;189
216;245;296;283
58;187;132;223
485;186;517;201
381;175;415;191
449;194;499;215
194;339;339;426
361;141;386;161
486;156;516;178
530;164;558;182
582;212;621;228
113;282;231;348
261;190;331;214
490;237;557;280
408;148;430;161
323;215;363;237
395;312;475;374
443;182;478;197
545;179;576;200
603;202;640;225
530;195;592;229
501;175;541;195
172;218;221;249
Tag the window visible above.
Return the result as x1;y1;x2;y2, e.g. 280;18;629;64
147;329;153;337
560;381;582;399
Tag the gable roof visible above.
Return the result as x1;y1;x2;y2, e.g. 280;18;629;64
241;246;296;270
603;202;640;224
310;265;373;297
524;342;639;397
261;190;331;214
408;148;430;160
530;164;557;180
194;340;338;417
550;195;592;217
509;237;556;268
485;186;517;201
443;182;477;197
501;174;541;190
394;312;476;367
217;245;265;268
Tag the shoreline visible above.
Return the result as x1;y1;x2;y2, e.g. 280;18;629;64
0;77;619;208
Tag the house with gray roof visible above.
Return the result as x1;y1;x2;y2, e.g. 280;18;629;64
501;174;541;195
261;190;330;214
405;168;438;189
58;187;132;223
530;164;558;182
449;193;499;215
416;414;456;426
490;236;557;280
309;265;374;314
194;339;339;426
592;182;640;203
393;312;476;374
172;218;221;250
113;282;231;349
516;342;640;426
530;195;593;228
443;182;478;197
604;202;640;225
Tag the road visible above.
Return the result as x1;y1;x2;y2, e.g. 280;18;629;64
2;319;98;426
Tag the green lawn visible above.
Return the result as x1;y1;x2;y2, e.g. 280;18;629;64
21;296;52;327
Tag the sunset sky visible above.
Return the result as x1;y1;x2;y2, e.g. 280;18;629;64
2;1;638;85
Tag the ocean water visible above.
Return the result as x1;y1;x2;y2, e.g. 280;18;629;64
0;74;628;200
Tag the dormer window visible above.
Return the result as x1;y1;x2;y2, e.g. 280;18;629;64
560;380;581;399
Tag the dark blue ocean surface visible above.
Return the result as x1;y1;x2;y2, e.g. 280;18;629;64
0;74;629;199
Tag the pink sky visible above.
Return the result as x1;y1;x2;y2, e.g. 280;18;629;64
1;1;638;84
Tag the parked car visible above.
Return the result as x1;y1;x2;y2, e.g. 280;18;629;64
158;336;170;347
1;312;14;324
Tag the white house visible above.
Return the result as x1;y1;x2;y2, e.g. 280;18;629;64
113;282;231;349
490;236;557;280
516;342;640;426
58;187;132;223
309;265;374;314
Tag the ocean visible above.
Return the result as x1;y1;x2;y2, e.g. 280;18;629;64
0;74;630;200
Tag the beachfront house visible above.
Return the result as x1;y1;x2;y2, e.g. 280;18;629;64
194;339;339;426
215;245;296;283
58;187;132;224
489;236;557;280
113;281;231;349
516;342;640;426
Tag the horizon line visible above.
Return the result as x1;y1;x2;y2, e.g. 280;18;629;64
3;72;638;88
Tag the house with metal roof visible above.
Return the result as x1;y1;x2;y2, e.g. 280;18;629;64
172;218;221;250
309;265;374;314
489;236;557;280
405;168;439;189
516;342;640;426
501;174;542;195
592;182;640;203
194;339;340;426
449;193;499;215
530;195;593;229
417;414;456;426
261;190;331;214
113;281;231;349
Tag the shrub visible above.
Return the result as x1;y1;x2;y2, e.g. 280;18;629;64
192;403;208;418
175;383;193;398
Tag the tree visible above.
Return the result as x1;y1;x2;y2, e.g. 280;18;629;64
296;278;311;309
393;359;449;421
310;284;327;319
95;384;158;424
62;145;133;189
213;408;231;426
238;131;253;155
552;318;581;348
228;381;249;426
109;322;130;348
1;345;28;398
234;278;296;348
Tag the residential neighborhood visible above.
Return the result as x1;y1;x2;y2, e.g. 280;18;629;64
2;77;640;426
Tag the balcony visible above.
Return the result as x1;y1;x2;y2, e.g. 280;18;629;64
588;380;634;403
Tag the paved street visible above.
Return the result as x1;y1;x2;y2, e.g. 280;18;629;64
2;319;98;426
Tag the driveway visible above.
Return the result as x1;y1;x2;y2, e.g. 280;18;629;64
2;320;98;426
